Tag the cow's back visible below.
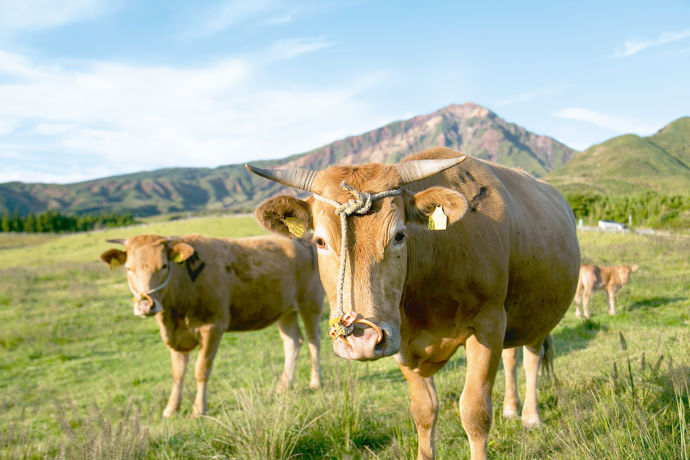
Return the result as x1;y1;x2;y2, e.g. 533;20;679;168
401;148;580;347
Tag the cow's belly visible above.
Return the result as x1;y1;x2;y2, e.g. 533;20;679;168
503;276;578;347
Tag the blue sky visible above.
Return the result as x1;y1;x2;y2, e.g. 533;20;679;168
1;0;689;183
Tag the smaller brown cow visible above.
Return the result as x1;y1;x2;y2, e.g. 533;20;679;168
574;263;639;318
100;234;324;417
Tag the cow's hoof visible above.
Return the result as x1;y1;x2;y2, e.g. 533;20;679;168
522;415;541;428
162;407;178;418
309;381;321;390
575;311;581;319
189;409;205;419
502;408;519;419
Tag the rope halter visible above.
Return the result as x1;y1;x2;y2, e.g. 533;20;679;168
128;262;172;307
313;181;402;347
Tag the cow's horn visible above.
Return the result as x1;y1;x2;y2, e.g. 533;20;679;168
245;164;317;192
106;238;126;245
397;156;466;185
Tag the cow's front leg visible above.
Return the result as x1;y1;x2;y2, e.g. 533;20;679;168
399;365;438;460
606;288;617;315
501;347;520;419
163;349;189;417
192;324;224;417
460;328;503;460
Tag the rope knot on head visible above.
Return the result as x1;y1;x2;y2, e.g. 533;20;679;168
335;181;373;217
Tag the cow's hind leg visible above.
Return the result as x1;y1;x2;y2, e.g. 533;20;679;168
582;285;593;319
276;310;303;393
501;347;520;419
192;324;224;417
298;302;322;389
163;349;189;418
461;327;504;460
574;278;583;318
399;365;439;460
521;338;545;427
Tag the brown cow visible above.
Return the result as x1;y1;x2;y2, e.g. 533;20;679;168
100;233;323;417
247;147;580;460
574;263;639;318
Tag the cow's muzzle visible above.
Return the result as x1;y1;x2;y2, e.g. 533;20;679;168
133;293;162;317
330;315;400;361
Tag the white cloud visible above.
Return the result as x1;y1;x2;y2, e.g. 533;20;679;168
0;48;388;183
553;107;657;136
614;29;690;58
270;37;334;60
0;0;111;32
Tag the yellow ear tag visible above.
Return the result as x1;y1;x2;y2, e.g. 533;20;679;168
173;253;185;264
428;206;448;231
282;216;305;238
110;259;121;269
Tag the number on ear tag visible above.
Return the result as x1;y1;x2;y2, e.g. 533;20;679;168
282;216;305;238
428;206;447;231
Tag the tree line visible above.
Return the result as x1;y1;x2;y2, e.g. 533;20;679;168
1;210;137;233
564;192;689;229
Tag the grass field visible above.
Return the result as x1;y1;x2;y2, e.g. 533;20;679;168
1;216;688;459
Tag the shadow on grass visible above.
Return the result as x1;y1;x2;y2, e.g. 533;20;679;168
627;296;686;311
551;319;606;355
291;428;393;460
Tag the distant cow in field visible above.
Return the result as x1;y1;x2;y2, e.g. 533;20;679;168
246;147;580;460
100;234;324;417
574;263;639;318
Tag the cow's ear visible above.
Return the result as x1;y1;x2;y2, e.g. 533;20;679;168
406;186;469;228
170;243;194;264
255;195;312;239
100;248;127;269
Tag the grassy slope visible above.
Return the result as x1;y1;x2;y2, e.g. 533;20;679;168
1;219;688;459
547;117;690;195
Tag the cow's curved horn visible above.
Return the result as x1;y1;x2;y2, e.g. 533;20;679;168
106;238;126;245
245;164;317;192
397;156;466;185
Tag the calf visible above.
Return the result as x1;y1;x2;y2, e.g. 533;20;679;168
100;233;324;417
574;263;639;318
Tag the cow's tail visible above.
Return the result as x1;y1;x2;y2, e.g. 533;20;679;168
541;334;559;385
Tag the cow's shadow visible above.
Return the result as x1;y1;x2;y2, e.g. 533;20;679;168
626;296;686;311
551;319;606;355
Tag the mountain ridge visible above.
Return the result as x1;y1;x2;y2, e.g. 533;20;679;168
546;116;690;194
0;102;578;216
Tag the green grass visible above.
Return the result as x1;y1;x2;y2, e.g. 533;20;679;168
1;218;688;459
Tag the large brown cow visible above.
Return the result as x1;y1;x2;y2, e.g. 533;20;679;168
247;147;580;460
574;263;639;318
100;234;324;417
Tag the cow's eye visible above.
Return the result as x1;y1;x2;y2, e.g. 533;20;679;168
393;231;407;244
313;236;327;249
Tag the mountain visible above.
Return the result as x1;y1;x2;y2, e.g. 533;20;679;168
0;103;576;216
546;117;690;194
